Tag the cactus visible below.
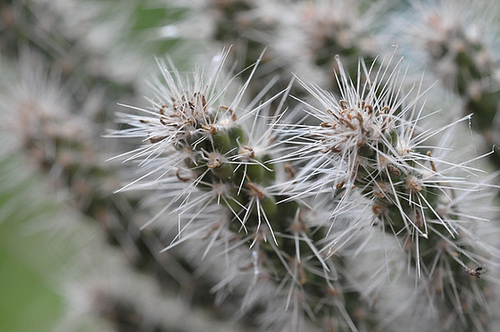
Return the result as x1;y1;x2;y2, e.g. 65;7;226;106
1;0;499;331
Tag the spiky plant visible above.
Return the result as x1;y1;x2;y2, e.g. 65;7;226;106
111;47;499;331
278;53;500;331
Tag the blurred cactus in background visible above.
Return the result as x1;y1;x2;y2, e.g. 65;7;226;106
1;1;499;331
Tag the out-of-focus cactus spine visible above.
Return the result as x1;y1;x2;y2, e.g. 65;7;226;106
411;0;500;168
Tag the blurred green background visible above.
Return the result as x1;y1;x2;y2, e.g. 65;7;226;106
0;2;179;330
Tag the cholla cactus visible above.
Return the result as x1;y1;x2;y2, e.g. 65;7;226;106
280;53;500;330
2;1;500;331
110;49;373;330
111;45;499;330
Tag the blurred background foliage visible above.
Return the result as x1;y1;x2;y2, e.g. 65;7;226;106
0;1;180;331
